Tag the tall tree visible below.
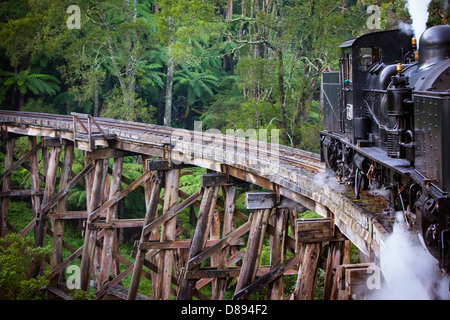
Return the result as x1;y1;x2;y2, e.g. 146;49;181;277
155;0;220;127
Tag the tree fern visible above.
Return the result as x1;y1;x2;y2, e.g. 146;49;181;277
1;69;60;97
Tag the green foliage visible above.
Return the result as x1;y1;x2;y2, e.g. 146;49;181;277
173;69;219;111
298;210;322;219
21;97;59;114
179;167;204;195
68;185;87;210
294;121;323;154
71;289;97;300
1;69;60;96
0;233;51;300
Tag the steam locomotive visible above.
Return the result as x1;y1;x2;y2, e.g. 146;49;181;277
320;25;450;274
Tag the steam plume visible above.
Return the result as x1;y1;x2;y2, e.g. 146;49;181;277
405;0;433;45
371;213;450;300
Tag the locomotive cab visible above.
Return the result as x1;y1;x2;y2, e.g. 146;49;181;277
322;29;414;148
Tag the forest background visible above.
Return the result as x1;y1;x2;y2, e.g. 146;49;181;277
1;0;450;300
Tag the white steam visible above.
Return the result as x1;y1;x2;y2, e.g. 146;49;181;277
404;0;433;45
312;172;346;193
372;213;450;300
398;21;414;35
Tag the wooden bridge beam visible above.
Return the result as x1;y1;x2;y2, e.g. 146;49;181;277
337;263;380;300
291;218;336;300
213;185;236;300
291;241;322;300
80;159;107;291
98;156;124;290
267;208;289;300
127;171;162;300
234;208;271;297
0;136;15;239
323;239;351;300
155;169;180;300
177;186;219;300
31;145;62;278
27;137;41;241
50;143;74;284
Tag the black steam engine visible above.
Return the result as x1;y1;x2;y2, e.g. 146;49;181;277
320;25;450;274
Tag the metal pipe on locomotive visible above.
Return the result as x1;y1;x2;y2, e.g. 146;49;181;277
320;25;450;276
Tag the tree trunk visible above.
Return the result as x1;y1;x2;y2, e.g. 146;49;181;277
277;47;288;144
94;77;99;117
164;17;175;127
275;0;288;144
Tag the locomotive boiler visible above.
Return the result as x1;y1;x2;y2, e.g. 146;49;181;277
320;25;450;274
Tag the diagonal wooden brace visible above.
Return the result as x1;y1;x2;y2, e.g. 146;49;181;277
40;161;95;216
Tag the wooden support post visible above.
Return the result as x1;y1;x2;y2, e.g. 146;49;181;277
98;157;124;290
234;208;271;298
93;159;110;285
291;218;333;300
323;239;351;300
37;146;62;237
208;187;221;299
0;137;14;239
291;242;322;300
28;137;41;240
267;208;289;300
177;186;218;300
50;143;74;284
127;172;162;300
214;185;236;300
84;153;93;220
143;155;160;293
80;159;107;291
42;146;48;179
337;263;378;300
31;146;61;277
155;169;180;300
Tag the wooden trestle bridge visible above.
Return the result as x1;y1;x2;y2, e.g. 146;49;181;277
0;110;391;300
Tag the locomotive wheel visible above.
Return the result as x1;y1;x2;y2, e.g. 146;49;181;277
354;169;367;199
326;141;339;173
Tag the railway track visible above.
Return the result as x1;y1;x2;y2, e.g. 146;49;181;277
0;110;325;174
